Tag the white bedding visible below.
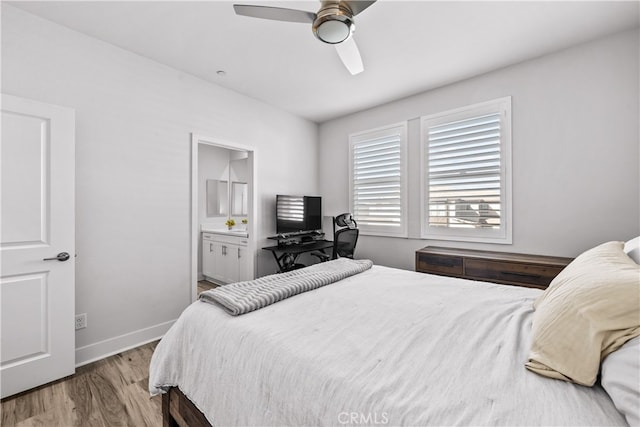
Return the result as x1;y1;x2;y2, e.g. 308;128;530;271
149;265;626;426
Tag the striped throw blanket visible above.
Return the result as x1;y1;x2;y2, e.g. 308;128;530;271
199;258;373;315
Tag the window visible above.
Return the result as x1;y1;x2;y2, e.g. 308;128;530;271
421;97;512;243
350;122;408;237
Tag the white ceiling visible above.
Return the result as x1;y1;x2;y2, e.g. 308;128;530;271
10;1;640;123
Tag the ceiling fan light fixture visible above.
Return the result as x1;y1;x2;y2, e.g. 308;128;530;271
234;0;375;73
314;17;353;44
312;1;355;44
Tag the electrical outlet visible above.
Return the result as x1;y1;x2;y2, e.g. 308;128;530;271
75;313;87;330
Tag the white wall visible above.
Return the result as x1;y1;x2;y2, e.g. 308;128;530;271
319;29;640;270
1;5;318;364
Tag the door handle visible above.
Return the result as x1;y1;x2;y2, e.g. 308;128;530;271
43;252;70;262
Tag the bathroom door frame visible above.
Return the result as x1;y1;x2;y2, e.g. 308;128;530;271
190;133;257;302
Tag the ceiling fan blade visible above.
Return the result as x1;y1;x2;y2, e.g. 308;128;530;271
345;0;377;16
233;4;316;23
335;37;364;75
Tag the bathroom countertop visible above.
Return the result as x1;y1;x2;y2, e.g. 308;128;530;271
201;225;248;238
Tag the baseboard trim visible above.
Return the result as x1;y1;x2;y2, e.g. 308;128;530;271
75;319;176;367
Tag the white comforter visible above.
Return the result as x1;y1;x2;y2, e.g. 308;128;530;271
149;265;626;426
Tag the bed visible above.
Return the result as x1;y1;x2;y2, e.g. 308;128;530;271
150;240;640;426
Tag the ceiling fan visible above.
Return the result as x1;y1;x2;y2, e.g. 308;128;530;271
233;0;376;75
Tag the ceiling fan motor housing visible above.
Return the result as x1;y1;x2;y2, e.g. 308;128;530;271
312;1;355;44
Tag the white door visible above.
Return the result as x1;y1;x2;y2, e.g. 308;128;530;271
202;238;215;279
202;235;222;282
222;244;240;284
212;241;227;283
0;94;75;398
237;245;251;282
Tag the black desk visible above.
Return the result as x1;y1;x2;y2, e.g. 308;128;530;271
262;240;333;273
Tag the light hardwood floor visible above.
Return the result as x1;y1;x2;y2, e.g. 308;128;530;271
1;341;161;426
1;283;217;426
198;280;217;294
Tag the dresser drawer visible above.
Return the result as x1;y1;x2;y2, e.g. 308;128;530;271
464;259;564;288
415;246;572;289
416;253;463;276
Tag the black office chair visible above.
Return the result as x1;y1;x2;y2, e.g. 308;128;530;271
312;213;359;262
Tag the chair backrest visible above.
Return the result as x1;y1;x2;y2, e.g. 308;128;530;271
331;213;359;259
332;213;357;236
332;227;359;259
334;213;357;229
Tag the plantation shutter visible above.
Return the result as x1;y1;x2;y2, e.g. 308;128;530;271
422;97;512;243
427;113;501;228
350;123;407;237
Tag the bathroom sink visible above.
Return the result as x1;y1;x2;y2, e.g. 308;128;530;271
201;226;248;237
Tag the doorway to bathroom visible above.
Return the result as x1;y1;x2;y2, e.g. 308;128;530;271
190;134;256;301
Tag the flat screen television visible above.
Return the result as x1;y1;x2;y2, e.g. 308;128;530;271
276;195;322;235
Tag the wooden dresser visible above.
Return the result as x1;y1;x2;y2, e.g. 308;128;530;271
415;246;573;289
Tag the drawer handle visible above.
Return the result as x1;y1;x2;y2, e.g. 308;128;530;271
501;271;541;279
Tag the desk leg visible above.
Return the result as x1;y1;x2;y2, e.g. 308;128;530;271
270;251;285;273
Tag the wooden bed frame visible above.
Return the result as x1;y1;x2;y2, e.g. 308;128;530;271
162;387;212;427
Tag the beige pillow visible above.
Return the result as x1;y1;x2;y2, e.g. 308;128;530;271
526;241;640;386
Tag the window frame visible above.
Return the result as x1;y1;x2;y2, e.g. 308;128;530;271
349;122;408;238
420;97;512;244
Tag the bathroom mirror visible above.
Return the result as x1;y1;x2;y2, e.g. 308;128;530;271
206;179;228;217
231;182;248;216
